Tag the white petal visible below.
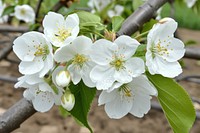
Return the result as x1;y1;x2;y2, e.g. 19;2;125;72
39;54;54;77
125;57;145;77
98;90;117;105
90;65;115;90
114;69;132;83
81;61;95;88
68;64;81;84
71;36;93;54
114;35;140;60
156;56;182;78
65;13;79;31
90;39;115;65
161;38;185;62
54;45;76;63
105;96;132;119
52;66;65;87
129;93;152;118
32;91;54;112
23;89;34;101
19;58;44;75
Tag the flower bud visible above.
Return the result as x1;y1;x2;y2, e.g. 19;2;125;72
55;70;71;87
61;91;75;111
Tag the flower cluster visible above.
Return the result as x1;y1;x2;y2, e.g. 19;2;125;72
13;11;185;120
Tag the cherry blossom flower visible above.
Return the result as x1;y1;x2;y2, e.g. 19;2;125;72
55;70;71;88
14;4;35;23
107;4;124;18
15;74;63;112
13;31;53;77
54;36;95;87
185;0;197;8
43;12;79;47
90;35;145;90
98;75;157;119
146;18;185;78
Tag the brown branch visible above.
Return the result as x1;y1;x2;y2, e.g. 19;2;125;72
184;47;200;60
117;0;168;36
0;98;36;133
35;0;44;23
0;42;13;61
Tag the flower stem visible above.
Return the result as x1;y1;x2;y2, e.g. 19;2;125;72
134;30;149;39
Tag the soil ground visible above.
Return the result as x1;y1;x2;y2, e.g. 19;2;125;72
0;28;200;133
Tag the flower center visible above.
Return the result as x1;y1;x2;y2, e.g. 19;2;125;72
151;42;170;58
73;54;88;67
20;8;26;15
110;57;124;71
118;84;134;102
55;28;71;42
34;45;49;60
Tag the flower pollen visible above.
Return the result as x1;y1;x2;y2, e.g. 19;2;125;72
34;45;49;60
118;84;133;102
54;27;71;42
73;54;88;67
110;56;124;71
151;40;171;58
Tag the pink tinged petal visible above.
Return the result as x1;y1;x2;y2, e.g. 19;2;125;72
125;58;145;77
32;91;54;112
114;69;132;83
161;38;185;62
54;45;76;63
90;39;115;65
156;57;182;78
114;35;140;60
90;65;115;90
68;64;81;85
104;96;133;119
98;89;118;105
19;58;44;75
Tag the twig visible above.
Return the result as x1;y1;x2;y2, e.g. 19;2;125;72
0;98;36;133
35;0;44;23
0;75;18;83
0;43;13;61
52;1;63;12
117;0;168;36
184;47;200;60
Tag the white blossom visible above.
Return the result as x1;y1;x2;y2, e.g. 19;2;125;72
15;74;63;112
90;35;145;90
54;36;95;87
98;75;157;119
108;4;124;18
146;18;185;78
43;12;79;47
13;31;54;77
185;0;197;8
0;0;8;23
14;4;35;23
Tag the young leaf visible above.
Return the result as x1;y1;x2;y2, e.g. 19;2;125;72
146;72;196;133
68;81;96;133
112;16;124;32
1;5;15;17
76;11;101;23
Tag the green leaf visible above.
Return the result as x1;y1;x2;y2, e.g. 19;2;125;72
59;106;70;118
112;16;124;32
1;5;15;17
132;0;144;10
146;72;196;133
68;81;96;133
76;11;101;23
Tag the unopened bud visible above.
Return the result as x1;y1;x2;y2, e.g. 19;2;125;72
61;91;75;111
104;30;116;42
56;70;71;87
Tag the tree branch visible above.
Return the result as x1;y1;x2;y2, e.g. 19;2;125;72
117;0;168;36
0;98;36;133
35;0;44;23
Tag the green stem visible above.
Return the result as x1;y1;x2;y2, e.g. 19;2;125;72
134;30;149;39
